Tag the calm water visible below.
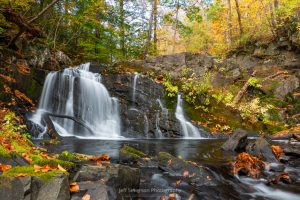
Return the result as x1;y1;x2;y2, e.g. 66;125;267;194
33;138;234;164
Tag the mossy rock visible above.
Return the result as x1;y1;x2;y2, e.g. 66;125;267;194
120;145;146;158
2;166;66;182
32;159;74;171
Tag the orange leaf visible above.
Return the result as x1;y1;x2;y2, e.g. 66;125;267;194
0;163;12;172
15;173;27;177
175;180;182;186
70;182;79;193
41;165;51;172
57;164;67;172
22;153;33;163
82;194;90;200
272;145;283;160
34;164;41;172
91;154;110;162
183;170;189;177
41;153;52;160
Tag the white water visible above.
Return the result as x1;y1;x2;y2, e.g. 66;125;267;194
132;73;139;102
30;63;121;139
237;176;300;200
175;94;202;138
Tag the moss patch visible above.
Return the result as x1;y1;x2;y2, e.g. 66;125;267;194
2;166;66;181
0;145;11;158
121;145;146;158
32;159;74;171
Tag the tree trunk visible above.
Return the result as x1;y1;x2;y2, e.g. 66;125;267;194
172;0;180;53
153;0;158;55
226;0;232;47
274;0;278;9
119;0;126;59
234;0;243;36
142;0;155;59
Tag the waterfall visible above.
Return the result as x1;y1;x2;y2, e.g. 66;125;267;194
155;99;169;138
175;94;202;138
30;63;121;139
132;73;139;102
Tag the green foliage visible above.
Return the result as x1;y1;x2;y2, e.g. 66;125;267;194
163;73;178;97
58;151;76;161
248;77;262;88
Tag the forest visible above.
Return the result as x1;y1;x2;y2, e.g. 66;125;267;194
0;0;300;200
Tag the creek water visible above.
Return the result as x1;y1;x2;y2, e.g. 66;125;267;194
33;138;300;200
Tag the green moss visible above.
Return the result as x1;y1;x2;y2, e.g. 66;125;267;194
121;145;146;158
2;166;65;181
58;151;76;161
11;141;30;154
0;145;11;158
32;159;75;170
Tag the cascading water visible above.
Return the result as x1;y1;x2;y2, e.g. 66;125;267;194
30;63;121;139
132;73;139;102
155;99;169;138
175;94;202;138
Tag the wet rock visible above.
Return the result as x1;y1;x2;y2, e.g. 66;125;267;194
36;174;70;200
221;129;248;152
119;145;157;167
282;145;300;158
73;165;107;182
246;137;277;162
273;75;299;100
71;181;110;200
269;163;285;172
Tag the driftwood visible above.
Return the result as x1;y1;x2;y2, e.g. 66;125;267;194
232;70;257;105
41;111;95;139
232;70;288;105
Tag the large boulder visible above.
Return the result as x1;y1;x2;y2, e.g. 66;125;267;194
221;129;248;152
246;137;277;162
36;174;70;200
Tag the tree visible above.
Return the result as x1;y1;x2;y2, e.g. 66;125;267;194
143;0;155;59
119;0;126;59
226;0;232;47
153;0;158;55
234;0;243;36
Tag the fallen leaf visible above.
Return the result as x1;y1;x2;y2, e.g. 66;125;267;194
232;152;265;178
22;153;33;163
82;194;90;200
91;154;110;162
41;165;51;172
57;164;67;172
15;173;27;177
183;170;189;177
70;182;80;193
0;163;12;172
168;193;177;200
272;145;283;160
167;159;172;166
34;165;41;172
175;180;182;186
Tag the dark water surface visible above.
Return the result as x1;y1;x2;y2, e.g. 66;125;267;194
33;138;234;164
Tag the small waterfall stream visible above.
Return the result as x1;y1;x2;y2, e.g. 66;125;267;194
30;63;121;139
175;94;202;138
132;73;139;102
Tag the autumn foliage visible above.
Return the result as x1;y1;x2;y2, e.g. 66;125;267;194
232;152;265;178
